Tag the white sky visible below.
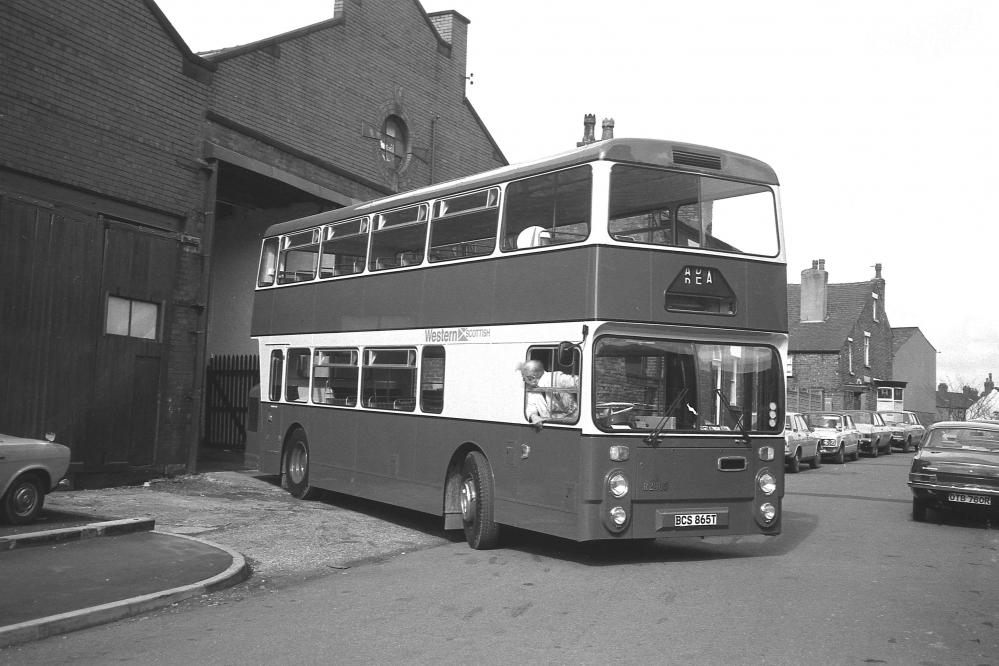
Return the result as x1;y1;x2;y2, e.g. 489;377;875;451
157;0;999;390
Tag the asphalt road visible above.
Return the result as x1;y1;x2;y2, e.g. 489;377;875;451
3;451;997;665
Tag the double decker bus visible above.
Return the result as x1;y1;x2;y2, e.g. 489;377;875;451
246;138;787;549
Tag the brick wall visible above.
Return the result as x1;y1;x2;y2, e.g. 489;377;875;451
1;0;209;221
207;0;502;197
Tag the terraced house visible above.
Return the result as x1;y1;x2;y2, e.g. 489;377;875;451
785;260;935;425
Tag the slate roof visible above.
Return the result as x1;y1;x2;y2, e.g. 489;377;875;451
787;281;870;353
937;388;975;411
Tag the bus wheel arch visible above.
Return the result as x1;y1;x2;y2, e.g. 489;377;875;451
444;444;500;549
282;425;320;500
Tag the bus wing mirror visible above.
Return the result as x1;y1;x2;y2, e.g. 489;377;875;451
557;341;577;368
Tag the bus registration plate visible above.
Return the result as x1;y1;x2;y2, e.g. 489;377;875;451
947;493;991;506
674;513;718;527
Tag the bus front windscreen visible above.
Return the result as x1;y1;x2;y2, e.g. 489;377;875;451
608;164;779;257
593;337;782;434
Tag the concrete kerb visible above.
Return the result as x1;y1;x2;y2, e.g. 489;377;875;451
0;517;156;551
0;524;250;648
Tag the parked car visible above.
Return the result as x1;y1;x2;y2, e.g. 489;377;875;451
909;420;999;522
784;412;821;473
879;410;925;452
0;433;71;525
845;410;892;457
801;412;860;464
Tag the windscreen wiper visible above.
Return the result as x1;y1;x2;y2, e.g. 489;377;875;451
644;389;688;445
714;388;750;446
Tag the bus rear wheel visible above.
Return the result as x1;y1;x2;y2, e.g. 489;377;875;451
283;428;319;500
459;451;499;550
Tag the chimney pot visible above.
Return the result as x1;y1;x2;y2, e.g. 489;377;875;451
601;118;615;140
577;114;597;147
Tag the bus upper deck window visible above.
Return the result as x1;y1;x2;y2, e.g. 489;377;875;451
320;218;369;278
277;229;321;285
258;238;279;287
369;204;428;272
502;166;591;251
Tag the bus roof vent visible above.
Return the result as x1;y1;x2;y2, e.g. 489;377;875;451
673;150;722;170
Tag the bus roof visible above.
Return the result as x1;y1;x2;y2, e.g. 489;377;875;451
263;138;779;238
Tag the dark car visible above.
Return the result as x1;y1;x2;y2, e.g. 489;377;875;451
908;421;999;522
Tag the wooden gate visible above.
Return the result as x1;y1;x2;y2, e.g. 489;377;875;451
204;354;259;449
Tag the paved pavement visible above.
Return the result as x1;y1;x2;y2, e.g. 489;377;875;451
0;459;447;648
0;517;248;647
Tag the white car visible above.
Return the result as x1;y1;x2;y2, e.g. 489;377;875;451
801;412;861;464
0;433;71;525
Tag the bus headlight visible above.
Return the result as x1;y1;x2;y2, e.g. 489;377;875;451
608;472;629;498
609;506;628;526
759;502;777;522
758;472;777;495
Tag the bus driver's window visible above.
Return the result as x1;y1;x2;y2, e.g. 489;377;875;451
521;346;580;425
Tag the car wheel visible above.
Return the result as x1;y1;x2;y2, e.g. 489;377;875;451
808;450;821;469
884;438;892;455
1;473;45;525
870;441;878;458
788;450;801;474
902;437;912;453
834;445;845;464
283;427;320;500
912;498;928;522
460;451;500;549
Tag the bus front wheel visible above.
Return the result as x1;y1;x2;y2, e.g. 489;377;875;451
283;428;319;500
460;451;500;550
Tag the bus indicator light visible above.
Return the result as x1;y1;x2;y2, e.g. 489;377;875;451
608;445;630;462
758;446;775;461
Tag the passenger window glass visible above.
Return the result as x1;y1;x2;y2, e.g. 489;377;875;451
278;229;321;284
362;348;417;411
420;346;445;413
502;166;591;251
313;349;358;406
258;238;279;286
319;218;369;278
369;204;428;271
268;349;284;402
285;348;311;403
429;189;499;262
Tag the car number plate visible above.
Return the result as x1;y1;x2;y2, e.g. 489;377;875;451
947;493;991;506
674;513;718;527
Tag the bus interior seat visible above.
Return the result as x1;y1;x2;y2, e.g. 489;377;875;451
516;226;552;249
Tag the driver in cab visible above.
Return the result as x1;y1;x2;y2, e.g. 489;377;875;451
519;360;579;425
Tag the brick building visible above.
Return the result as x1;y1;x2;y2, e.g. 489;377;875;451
785;260;932;418
0;0;506;486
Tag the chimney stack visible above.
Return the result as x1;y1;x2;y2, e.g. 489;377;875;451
577;114;597;147
987;373;995;395
800;259;828;322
